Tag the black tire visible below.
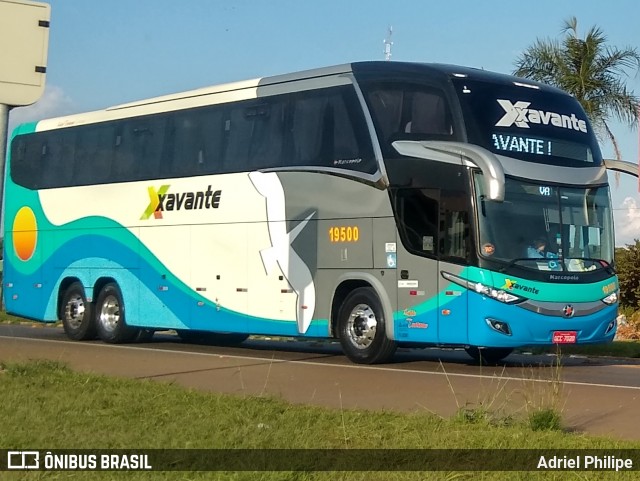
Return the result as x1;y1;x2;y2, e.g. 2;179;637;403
336;287;397;364
60;282;96;341
95;283;139;343
135;329;155;342
177;330;249;346
465;347;513;364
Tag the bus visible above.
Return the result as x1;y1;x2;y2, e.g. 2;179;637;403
2;61;623;364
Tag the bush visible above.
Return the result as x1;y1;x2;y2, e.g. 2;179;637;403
615;240;640;310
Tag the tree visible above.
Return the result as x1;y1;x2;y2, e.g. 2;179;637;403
615;241;640;310
513;17;640;160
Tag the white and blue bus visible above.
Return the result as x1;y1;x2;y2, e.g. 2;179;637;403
3;62;623;363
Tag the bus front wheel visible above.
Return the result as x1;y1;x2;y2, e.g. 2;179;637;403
337;287;397;364
95;283;139;343
60;282;96;341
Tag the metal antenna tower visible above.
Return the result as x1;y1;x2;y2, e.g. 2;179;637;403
383;26;393;61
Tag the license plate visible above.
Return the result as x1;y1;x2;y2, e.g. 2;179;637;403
552;331;577;344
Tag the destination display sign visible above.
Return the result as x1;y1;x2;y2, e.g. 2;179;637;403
491;133;592;163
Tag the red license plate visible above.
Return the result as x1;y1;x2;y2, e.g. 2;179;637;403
552;331;577;344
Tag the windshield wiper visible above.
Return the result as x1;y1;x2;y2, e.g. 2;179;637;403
498;258;530;273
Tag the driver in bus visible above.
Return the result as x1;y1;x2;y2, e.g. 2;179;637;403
526;237;557;259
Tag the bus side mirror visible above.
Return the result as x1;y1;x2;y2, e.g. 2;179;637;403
391;140;505;202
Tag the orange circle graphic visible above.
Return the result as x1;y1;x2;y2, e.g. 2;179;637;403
13;207;38;261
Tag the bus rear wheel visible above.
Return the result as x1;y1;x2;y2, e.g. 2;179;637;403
337;287;397;364
95;283;139;343
465;347;513;364
60;282;96;341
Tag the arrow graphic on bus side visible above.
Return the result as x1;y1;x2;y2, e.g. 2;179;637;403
249;171;316;334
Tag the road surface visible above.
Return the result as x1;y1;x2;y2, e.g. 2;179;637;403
1;323;639;441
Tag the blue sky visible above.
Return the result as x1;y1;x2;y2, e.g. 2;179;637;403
8;0;640;245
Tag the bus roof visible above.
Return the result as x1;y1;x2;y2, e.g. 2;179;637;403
30;61;568;132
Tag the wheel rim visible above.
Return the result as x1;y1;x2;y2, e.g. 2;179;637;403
98;294;120;333
64;295;86;329
346;303;377;349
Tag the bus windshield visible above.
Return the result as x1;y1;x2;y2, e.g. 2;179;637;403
475;174;614;271
452;77;603;167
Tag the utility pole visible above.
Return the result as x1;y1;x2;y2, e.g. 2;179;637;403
383;26;393;61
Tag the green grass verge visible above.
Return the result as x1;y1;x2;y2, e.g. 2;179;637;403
0;360;638;480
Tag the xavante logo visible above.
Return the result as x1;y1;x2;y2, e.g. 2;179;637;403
495;99;588;133
501;278;540;295
141;185;222;220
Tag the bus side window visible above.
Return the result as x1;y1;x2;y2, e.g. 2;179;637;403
440;189;470;261
112;123;138;182
74;124;114;185
330;93;360;164
290;94;329;166
199;107;224;174
393;188;439;255
367;89;403;146
406;91;451;136
246;100;287;170
41;130;74;188
289;86;374;172
171;112;204;177
10;136;37;189
137;117;165;180
363;82;454;154
223;104;253;172
111;118;165;182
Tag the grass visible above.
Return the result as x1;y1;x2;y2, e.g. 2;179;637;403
0;360;639;480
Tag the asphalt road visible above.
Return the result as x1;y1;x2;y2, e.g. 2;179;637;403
1;323;639;441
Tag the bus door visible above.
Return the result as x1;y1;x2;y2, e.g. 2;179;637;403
436;191;470;345
393;187;440;344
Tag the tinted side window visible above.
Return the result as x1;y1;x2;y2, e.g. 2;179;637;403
290;87;376;174
10;135;40;189
9;85;378;190
388;158;472;263
223;99;288;171
440;189;470;261
362;81;454;155
169;107;224;176
113;117;166;182
74;123;116;185
393;188;439;256
41;129;75;188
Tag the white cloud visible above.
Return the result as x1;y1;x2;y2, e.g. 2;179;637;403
614;196;640;246
7;85;75;134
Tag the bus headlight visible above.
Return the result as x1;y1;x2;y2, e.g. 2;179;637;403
602;292;618;305
473;282;522;304
441;271;523;304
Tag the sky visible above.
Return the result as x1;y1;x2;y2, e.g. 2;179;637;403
7;0;640;246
